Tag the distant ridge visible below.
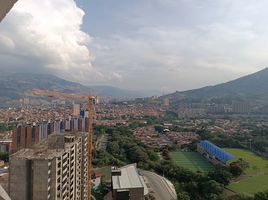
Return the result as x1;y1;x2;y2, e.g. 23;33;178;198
0;73;149;107
166;68;268;103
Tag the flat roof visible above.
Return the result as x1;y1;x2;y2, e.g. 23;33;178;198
11;132;87;160
10;148;64;160
112;164;147;192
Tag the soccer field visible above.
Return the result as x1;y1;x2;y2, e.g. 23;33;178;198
170;151;214;172
224;148;268;195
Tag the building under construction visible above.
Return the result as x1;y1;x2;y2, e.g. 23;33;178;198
9;132;89;200
11;116;89;153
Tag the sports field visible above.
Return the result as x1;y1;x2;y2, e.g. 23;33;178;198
224;148;268;195
170;151;214;172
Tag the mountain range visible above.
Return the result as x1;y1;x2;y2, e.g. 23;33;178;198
1;68;268;107
166;68;268;104
0;73;153;107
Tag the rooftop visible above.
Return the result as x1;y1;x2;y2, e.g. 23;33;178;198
198;140;235;163
112;164;147;194
11;131;87;160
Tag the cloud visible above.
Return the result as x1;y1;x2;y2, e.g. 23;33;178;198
92;22;268;91
88;0;268;91
0;0;94;81
2;0;268;92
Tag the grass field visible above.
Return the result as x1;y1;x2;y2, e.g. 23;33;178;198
170;151;214;172
94;166;111;182
224;148;268;195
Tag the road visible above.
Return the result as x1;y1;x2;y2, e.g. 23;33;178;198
140;170;177;200
158;132;174;146
96;134;108;151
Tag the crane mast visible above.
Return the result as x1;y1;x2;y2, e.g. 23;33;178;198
32;88;98;200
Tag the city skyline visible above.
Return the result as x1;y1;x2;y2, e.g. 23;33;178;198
1;0;268;93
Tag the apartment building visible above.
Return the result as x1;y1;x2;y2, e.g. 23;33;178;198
9;132;89;200
11;117;89;153
73;104;81;117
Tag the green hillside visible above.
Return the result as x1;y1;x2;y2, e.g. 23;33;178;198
224;148;268;195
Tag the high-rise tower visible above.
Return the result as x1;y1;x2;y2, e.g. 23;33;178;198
9;132;89;200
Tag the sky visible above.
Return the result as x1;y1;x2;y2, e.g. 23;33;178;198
1;0;268;93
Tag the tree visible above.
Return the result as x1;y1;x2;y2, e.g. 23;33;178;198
147;149;159;161
107;141;120;155
229;162;243;177
184;181;200;199
127;146;148;163
228;195;253;200
0;152;9;162
177;192;191;200
199;180;224;196
162;148;170;160
91;182;109;200
254;190;268;200
208;168;232;186
154;125;164;133
236;158;249;170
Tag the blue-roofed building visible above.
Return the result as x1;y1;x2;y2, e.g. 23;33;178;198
197;140;235;165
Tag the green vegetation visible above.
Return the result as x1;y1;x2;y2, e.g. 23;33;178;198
92;124;268;199
224;148;268;195
197;128;268;158
91;182;110;200
155;160;226;200
93;126;159;169
0;152;9;162
170;151;214;172
94;166;111;182
0;123;15;132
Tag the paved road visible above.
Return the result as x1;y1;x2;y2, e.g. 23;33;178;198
141;170;177;200
158;132;174;146
96;134;108;151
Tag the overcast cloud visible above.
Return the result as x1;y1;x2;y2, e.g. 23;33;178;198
1;0;268;93
0;0;94;81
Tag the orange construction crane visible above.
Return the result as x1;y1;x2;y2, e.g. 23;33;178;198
32;88;98;200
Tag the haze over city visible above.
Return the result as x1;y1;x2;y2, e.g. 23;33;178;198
1;0;268;93
2;1;268;200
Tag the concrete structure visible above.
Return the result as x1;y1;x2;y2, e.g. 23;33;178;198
0;139;12;153
9;132;89;200
0;184;11;200
162;98;170;107
11;117;89;153
73;104;81;117
111;164;148;200
141;171;177;200
91;172;101;190
0;0;18;22
231;102;251;113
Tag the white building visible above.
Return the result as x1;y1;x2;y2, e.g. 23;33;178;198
111;164;148;200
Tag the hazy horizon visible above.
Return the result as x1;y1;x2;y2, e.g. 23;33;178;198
1;0;268;93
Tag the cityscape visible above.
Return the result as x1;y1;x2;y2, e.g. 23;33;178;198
1;1;268;200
